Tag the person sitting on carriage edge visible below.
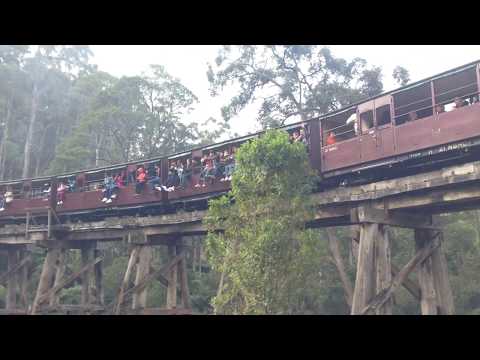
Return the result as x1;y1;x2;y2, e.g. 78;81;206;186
101;174;115;203
180;158;193;188
42;183;51;201
435;104;445;115
135;166;147;195
57;182;68;206
158;166;180;192
454;97;467;109
67;177;76;192
0;192;5;212
148;164;161;191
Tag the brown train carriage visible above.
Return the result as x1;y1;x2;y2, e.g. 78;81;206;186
0;60;479;221
319;61;480;183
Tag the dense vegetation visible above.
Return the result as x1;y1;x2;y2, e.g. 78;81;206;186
1;45;478;315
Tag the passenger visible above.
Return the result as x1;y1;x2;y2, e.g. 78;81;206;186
42;183;51;201
57;182;67;206
291;130;299;143
435;104;445;115
298;127;308;146
148;163;162;191
222;148;236;181
219;149;229;182
127;164;137;185
454;97;467;109
179;159;191;188
408;111;418;122
176;161;185;188
159;167;180;192
213;151;224;179
0;187;13;211
0;193;4;212
135;167;147;195
326;131;336;146
195;153;214;188
67;177;76;192
295;129;305;144
110;173;124;200
101;174;115;203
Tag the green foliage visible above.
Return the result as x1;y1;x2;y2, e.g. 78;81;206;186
205;129;318;314
208;45;390;128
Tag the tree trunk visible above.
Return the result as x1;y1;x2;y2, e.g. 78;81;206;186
0;97;12;180
23;83;39;179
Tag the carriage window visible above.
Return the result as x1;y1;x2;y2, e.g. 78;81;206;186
393;82;432;125
376;105;391;127
322;108;357;146
360;111;374;133
434;66;478;111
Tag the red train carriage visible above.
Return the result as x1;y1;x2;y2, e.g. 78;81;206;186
319;61;480;184
0;60;479;221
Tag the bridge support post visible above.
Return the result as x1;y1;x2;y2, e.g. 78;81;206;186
132;245;153;310
430;233;455;314
6;248;19;311
94;249;104;306
177;242;191;310
81;243;95;310
32;248;60;314
351;223;392;314
166;243;178;309
49;248;66;307
415;228;455;315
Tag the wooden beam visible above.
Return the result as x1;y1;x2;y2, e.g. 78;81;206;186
50;249;66;307
94;249;104;306
0;308;28;315
351;223;378;314
31;249;60;314
127;307;193;315
41;304;105;314
352;227;422;302
115;246;140;315
132;246;153;310
177;245;191;309
361;233;440;315
149;265;169;288
415;229;439;315
19;250;30;309
6;249;19;310
81;245;95;308
36;256;103;308
167;244;178;309
352;205;436;229
430;233;455;314
113;253;184;312
375;225;392;315
0;253;31;285
326;228;353;308
391;264;421;300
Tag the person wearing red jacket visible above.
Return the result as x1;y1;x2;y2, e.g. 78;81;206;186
135;167;147;195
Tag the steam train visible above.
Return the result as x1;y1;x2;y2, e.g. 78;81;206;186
1;60;480;224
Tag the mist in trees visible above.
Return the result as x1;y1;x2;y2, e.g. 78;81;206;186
0;45;229;180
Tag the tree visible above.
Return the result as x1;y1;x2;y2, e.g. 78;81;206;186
393;66;410;87
204;129;318;314
21;45;94;178
207;46;386;128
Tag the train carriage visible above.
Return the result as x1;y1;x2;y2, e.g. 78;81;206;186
0;60;480;222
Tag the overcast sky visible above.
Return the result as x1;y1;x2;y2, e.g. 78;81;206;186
90;45;480;137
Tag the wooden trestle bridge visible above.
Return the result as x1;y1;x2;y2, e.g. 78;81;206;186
3;158;480;315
